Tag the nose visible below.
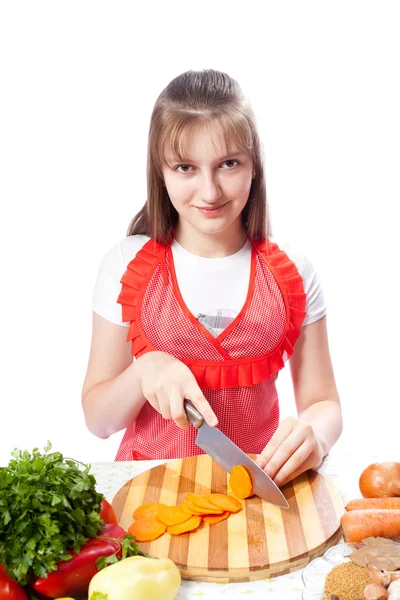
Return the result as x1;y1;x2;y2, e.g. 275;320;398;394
198;172;222;204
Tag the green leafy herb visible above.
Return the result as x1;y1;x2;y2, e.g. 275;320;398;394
96;534;151;570
0;441;104;585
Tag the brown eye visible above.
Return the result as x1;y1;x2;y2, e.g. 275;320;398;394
175;164;192;173
223;160;239;168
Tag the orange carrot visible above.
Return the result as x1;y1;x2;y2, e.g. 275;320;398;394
346;498;400;511
133;502;168;519
341;509;400;542
181;501;199;515
186;501;223;515
208;493;243;513
229;465;253;499
167;515;202;535
191;495;225;513
203;511;230;524
157;506;192;526
128;516;167;541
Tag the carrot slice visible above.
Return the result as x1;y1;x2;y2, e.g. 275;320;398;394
188;501;223;515
345;498;400;511
191;496;225;513
203;511;230;524
167;515;202;535
341;509;400;542
229;465;253;499
157;506;192;526
181;501;207;516
128;516;167;541
133;503;168;520
208;493;243;513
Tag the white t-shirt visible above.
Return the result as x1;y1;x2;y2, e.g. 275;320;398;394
92;235;326;334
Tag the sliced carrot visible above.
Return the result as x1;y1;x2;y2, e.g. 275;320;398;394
181;501;197;515
167;515;202;535
203;511;230;524
229;465;253;499
341;509;400;542
345;498;400;511
191;495;225;513
133;502;168;520
185;492;198;502
157;506;192;526
128;516;167;541
208;493;243;513
186;501;223;515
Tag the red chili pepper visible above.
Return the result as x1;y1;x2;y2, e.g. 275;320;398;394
0;571;29;600
33;524;127;598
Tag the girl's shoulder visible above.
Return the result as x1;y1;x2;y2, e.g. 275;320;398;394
269;239;316;281
273;240;326;325
116;234;152;268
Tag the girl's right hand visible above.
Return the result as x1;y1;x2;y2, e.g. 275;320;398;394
134;351;218;429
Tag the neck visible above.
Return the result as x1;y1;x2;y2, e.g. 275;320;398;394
174;223;248;258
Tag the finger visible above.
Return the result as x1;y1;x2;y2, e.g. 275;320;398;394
142;390;160;413
255;418;297;470
278;443;324;486
168;387;189;429
260;426;308;480
272;440;314;487
185;387;218;427
154;389;172;421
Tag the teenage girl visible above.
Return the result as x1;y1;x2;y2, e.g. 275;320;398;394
82;69;342;487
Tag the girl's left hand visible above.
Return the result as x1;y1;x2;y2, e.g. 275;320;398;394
255;416;324;487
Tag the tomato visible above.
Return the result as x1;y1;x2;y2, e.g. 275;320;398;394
0;572;28;600
100;498;118;525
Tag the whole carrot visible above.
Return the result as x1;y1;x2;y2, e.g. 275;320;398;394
346;497;400;511
341;509;400;542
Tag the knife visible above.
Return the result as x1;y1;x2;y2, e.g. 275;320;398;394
184;400;289;509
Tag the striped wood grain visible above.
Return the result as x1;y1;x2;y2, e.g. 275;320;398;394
112;454;344;582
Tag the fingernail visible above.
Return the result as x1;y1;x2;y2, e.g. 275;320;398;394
210;417;218;426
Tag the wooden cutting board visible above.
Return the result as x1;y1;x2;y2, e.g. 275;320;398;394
112;454;344;582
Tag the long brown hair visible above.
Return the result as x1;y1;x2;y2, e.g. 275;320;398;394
128;69;271;243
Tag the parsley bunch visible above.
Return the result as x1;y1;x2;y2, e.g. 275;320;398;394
0;441;104;585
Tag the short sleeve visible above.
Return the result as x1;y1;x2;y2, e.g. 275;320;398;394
281;244;327;326
92;241;128;326
92;235;150;327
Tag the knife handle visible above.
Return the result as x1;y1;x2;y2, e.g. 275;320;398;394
184;400;204;429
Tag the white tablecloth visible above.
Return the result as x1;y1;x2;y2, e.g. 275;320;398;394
89;439;394;600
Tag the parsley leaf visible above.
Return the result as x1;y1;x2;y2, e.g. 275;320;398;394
95;534;151;570
0;442;104;585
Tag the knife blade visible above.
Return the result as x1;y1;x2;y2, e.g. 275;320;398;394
184;400;289;509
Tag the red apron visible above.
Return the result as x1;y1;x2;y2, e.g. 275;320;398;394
115;238;306;461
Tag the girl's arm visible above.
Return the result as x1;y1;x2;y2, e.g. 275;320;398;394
256;316;342;485
82;313;217;439
81;313;146;438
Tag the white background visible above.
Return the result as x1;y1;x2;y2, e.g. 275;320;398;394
1;2;399;467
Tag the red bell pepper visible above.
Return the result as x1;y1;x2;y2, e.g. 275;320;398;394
100;498;118;525
0;571;29;600
33;524;127;598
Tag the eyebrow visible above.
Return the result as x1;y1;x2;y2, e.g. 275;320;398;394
165;151;247;165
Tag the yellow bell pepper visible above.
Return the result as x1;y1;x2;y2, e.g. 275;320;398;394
88;555;181;600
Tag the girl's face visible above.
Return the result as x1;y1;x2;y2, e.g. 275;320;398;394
162;125;254;251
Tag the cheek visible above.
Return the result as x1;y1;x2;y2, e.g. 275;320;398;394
165;178;193;206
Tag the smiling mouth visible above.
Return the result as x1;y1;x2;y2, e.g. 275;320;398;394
195;203;227;213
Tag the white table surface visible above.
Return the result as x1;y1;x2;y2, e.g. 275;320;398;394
89;439;395;600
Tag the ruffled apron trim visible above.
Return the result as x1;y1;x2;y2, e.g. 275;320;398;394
117;238;306;389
